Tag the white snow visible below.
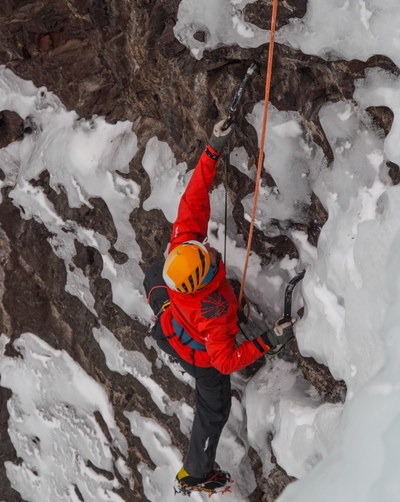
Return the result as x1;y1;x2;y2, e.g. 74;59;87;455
0;0;400;501
0;333;129;502
142;137;191;223
276;0;400;68
244;104;324;232
0;66;150;321
173;0;268;60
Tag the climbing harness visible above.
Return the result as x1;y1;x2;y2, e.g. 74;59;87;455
171;317;207;352
146;279;208;351
147;292;170;332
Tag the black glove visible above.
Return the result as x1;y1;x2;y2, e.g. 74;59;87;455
260;318;295;349
209;119;236;153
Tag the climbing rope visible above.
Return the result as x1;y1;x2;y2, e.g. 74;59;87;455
238;0;279;308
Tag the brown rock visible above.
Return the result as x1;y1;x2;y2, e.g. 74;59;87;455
0;111;25;148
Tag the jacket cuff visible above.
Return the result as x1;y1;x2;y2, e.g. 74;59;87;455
205;144;221;160
253;336;270;353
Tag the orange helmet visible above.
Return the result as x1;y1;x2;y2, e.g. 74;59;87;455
163;240;211;293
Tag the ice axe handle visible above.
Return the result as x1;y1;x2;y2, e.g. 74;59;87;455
222;63;258;131
222;116;235;131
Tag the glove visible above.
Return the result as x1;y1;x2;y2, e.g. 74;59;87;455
209;119;236;153
260;318;295;349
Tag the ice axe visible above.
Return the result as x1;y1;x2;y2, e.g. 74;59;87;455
220;63;257;264
281;269;306;322
238;269;306;327
263;269;306;356
222;63;258;131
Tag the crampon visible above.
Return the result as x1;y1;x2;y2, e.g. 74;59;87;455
174;469;233;498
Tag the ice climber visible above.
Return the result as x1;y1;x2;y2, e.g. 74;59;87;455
143;119;296;496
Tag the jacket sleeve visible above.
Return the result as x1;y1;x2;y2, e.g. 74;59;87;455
200;315;271;374
170;146;220;250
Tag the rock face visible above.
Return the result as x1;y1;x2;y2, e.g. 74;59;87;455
0;1;397;501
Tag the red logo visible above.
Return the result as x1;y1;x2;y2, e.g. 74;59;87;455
201;292;229;319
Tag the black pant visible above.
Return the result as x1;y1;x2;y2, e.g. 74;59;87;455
144;262;232;478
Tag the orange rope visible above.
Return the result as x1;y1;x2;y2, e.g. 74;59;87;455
238;0;279;308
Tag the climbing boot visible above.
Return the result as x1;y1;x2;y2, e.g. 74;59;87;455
174;466;232;496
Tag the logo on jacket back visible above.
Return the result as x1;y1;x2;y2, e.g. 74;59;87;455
201;291;229;319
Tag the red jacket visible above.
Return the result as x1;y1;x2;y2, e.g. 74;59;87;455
160;145;270;374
